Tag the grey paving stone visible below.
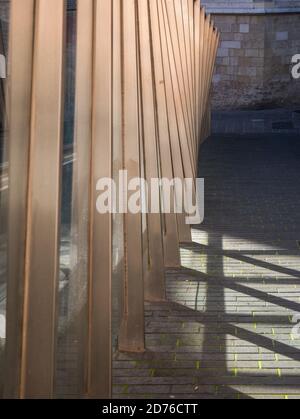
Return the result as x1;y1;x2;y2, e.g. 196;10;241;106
113;131;300;400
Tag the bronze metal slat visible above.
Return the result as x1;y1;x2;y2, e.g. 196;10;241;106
20;0;65;398
88;0;113;398
148;0;181;268
118;0;145;354
4;0;35;399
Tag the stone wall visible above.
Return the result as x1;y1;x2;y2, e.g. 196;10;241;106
1;1;300;111
264;13;300;108
202;0;300;13
201;1;300;110
212;13;300;109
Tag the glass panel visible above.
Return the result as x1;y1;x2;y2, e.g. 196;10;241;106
55;0;85;399
0;0;10;396
55;1;124;396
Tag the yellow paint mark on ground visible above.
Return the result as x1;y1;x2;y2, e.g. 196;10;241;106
277;369;282;378
258;361;263;369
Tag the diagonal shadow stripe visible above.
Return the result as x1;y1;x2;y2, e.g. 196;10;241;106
168;301;300;363
181;242;300;279
226;324;300;363
165;299;293;325
167;269;300;285
178;267;300;313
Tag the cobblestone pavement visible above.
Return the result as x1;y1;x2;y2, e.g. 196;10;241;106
113;133;300;399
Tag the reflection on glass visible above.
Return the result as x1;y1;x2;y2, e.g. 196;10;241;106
0;0;9;396
0;0;124;398
55;0;86;398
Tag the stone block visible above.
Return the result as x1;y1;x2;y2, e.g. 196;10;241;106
221;41;241;49
276;31;289;41
240;24;250;34
217;47;229;58
213;74;222;83
245;48;259;58
229;57;239;66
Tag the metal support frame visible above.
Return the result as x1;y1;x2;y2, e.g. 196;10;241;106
3;0;218;399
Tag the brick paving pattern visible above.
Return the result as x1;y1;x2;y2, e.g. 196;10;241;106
113;132;300;399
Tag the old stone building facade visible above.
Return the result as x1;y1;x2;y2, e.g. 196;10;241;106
202;0;300;109
1;1;300;111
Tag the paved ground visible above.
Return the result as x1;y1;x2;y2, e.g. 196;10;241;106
1;116;300;399
113;132;300;399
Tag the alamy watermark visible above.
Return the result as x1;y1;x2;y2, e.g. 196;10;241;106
96;171;204;225
292;54;300;79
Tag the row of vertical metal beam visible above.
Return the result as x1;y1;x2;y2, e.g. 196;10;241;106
3;0;218;399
